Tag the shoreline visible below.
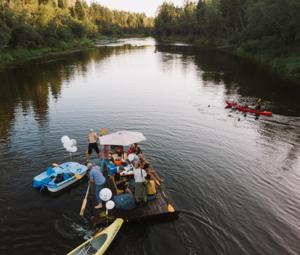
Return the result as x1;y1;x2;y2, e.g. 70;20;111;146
2;34;299;86
0;34;149;68
156;35;300;85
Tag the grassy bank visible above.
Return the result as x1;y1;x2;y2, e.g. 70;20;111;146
0;34;148;67
157;35;300;85
0;38;95;66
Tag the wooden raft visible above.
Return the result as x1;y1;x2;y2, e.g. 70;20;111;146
91;165;178;226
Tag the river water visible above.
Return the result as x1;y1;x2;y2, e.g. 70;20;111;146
0;38;300;255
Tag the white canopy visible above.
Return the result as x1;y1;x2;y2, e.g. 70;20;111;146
99;130;146;146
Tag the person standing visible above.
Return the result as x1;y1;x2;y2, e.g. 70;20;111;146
87;129;100;160
88;163;106;209
133;161;147;204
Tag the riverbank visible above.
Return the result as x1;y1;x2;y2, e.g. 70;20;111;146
0;34;148;67
0;38;93;66
157;36;300;85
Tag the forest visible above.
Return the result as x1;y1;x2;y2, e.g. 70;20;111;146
0;0;153;50
154;0;300;81
0;0;299;81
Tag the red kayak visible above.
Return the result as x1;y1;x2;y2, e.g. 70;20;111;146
225;100;273;116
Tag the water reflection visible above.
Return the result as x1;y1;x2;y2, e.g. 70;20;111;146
0;45;148;138
156;45;300;115
0;39;300;255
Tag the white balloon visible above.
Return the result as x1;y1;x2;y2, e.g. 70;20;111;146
61;136;70;144
71;139;77;147
106;200;115;210
63;139;72;148
66;146;73;152
128;153;135;162
70;146;77;153
99;188;112;202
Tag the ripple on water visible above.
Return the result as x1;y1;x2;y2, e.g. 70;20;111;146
0;39;300;255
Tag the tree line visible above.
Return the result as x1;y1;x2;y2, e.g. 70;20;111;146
154;0;300;54
0;0;154;50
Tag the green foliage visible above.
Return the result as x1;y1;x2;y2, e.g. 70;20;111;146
74;0;85;20
154;0;300;82
0;0;154;52
154;0;300;51
0;23;11;49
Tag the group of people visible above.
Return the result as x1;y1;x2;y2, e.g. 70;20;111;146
110;144;161;204
86;128;161;209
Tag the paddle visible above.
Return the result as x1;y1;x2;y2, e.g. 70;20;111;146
160;189;175;213
154;169;175;213
80;183;91;216
155;179;161;186
52;163;83;180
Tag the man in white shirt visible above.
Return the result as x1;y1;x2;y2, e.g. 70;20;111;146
133;162;147;203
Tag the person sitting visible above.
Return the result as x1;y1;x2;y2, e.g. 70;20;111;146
113;156;122;166
115;171;132;194
127;144;136;154
133;161;147;204
115;146;124;157
134;143;143;156
111;169;131;195
255;98;262;110
146;175;156;196
140;158;162;184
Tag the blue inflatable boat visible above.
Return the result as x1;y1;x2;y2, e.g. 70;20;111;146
33;162;88;193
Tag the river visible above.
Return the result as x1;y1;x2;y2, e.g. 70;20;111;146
0;37;300;255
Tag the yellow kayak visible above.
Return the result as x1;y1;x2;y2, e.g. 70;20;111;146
67;218;124;255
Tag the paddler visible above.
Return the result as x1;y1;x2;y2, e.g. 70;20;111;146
87;163;106;209
255;98;262;110
87;129;100;160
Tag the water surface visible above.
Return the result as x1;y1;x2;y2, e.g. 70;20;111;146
0;38;300;255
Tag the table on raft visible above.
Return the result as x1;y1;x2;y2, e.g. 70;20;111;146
87;158;179;226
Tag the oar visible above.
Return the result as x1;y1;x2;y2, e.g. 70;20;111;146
80;183;91;216
156;176;175;213
52;163;83;180
160;189;175;213
155;179;161;186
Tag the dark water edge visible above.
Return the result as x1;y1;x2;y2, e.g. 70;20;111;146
0;37;300;255
156;35;300;86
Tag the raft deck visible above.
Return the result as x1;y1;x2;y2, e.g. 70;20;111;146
90;163;178;226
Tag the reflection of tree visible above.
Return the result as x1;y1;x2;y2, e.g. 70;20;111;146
156;45;300;115
155;45;300;167
0;45;146;137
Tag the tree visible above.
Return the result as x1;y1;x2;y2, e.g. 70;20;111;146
74;0;86;20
